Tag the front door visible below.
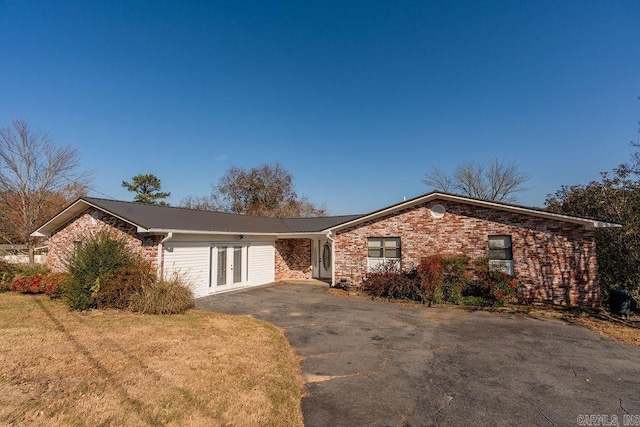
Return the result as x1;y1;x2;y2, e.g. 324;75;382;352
318;239;332;279
211;244;247;292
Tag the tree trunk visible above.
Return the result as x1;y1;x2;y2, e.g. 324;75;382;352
28;242;35;265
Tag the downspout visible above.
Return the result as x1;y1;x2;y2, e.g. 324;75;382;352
158;232;173;279
326;231;335;287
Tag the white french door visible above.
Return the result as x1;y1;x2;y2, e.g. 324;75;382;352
210;244;247;291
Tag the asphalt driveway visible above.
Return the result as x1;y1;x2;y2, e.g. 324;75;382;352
197;283;640;426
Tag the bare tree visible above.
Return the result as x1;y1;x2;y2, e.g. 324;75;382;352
179;194;223;211
423;159;530;202
183;163;327;217
630;96;640;174
422;167;453;193
0;118;91;262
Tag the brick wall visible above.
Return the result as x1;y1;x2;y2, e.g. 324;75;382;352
275;238;312;280
47;207;161;272
334;200;599;306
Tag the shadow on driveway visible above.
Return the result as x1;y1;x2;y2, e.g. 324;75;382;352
197;283;640;426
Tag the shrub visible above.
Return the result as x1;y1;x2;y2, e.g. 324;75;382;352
0;273;11;292
416;255;445;298
468;257;519;306
431;281;464;305
41;272;71;298
362;261;424;302
63;230;134;310
361;254;521;307
16;264;49;276
96;261;154;309
11;274;45;294
130;275;195;314
61;278;96;310
0;261;47;291
417;254;469;303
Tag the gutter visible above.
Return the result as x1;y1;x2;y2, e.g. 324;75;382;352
143;228;286;237
142;228;328;239
157;232;173;279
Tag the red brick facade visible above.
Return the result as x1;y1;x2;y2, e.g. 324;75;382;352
275;239;313;280
47;208;161;272
44;199;601;306
333;199;599;306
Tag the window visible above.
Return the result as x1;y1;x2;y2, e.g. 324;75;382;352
367;237;401;271
488;235;513;260
488;235;514;275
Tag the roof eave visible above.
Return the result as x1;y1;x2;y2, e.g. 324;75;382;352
30;198;149;238
30;198;89;238
144;228;327;238
325;192;622;231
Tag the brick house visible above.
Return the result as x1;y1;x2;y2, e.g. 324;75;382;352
32;192;619;306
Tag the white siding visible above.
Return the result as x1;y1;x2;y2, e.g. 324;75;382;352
163;242;211;298
248;243;275;286
163;239;276;298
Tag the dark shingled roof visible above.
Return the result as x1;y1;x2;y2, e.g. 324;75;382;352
83;197;361;233
33;191;620;238
281;215;364;233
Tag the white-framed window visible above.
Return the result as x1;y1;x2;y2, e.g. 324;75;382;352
488;235;514;275
367;237;401;271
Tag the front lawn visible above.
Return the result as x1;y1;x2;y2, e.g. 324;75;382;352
0;293;303;426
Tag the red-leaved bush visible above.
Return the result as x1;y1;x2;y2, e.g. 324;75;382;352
416;255;445;297
11;274;45;294
41;273;71;298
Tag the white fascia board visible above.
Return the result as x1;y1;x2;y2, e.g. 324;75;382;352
30;199;85;237
30;199;91;237
142;229;326;239
31;198;147;238
143;228;275;236
323;192;622;232
592;220;623;229
444;195;622;228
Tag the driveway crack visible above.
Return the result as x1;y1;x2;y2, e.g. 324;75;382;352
619;397;630;415
537;407;556;426
432;395;454;418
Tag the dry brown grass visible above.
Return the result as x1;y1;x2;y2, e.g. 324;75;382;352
0;293;303;426
521;307;640;347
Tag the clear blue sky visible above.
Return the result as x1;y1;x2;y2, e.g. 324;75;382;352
1;0;638;215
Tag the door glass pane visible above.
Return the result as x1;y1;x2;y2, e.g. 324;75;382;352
217;248;227;286
233;246;242;283
322;244;331;270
